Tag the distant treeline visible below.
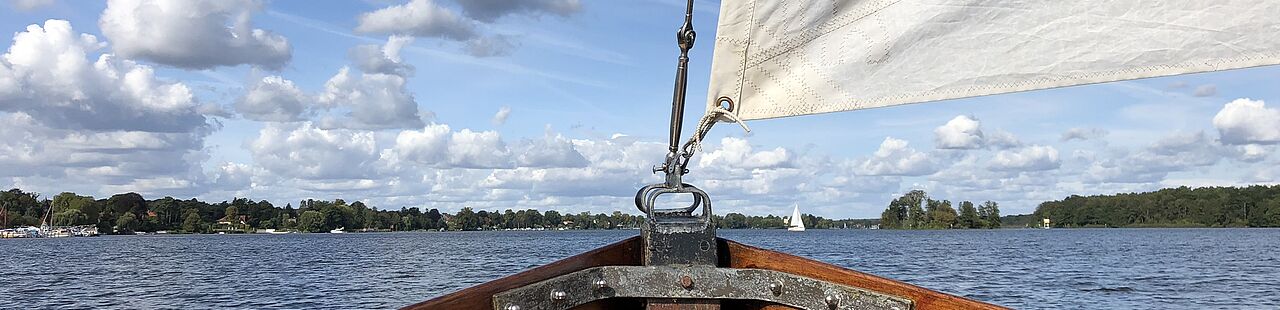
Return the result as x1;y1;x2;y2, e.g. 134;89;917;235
879;190;1002;229
0;188;856;234
714;213;875;229
0;189;652;234
1035;185;1280;228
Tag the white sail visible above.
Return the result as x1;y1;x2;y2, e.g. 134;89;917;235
788;204;805;231
705;0;1280;121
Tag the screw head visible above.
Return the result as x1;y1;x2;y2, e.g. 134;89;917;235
769;282;782;296
593;279;608;290
680;275;694;289
505;305;521;310
825;295;840;309
551;290;567;301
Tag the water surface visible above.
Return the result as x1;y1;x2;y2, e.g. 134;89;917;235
2;228;1277;309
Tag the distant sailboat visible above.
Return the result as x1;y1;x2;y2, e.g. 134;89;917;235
787;204;805;232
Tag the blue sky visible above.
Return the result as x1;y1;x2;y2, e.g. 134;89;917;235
2;0;1278;218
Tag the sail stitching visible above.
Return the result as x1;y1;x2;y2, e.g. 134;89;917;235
753;50;1280;118
741;0;901;69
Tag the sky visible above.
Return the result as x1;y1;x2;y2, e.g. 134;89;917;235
1;0;1279;218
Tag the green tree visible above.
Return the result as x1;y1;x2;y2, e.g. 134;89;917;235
182;212;203;233
297;210;326;233
115;213;139;234
53;209;87;226
979;201;1001;228
926;199;958;229
958;201;980;228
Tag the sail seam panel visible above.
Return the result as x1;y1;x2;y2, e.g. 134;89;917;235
745;51;1280;120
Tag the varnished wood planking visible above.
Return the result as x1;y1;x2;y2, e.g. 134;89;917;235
717;239;1008;310
401;237;643;310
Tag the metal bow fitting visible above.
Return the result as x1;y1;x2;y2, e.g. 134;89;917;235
635;0;712;221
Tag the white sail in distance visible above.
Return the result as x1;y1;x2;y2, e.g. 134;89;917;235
704;0;1280;122
788;204;805;231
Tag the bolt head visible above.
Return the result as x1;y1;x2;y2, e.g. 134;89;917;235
769;283;782;296
505;305;521;310
551;290;567;301
825;295;840;309
680;275;694;289
593;279;608;290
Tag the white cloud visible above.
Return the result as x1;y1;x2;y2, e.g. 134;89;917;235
698;137;790;170
0;20;216;198
355;0;581;57
515;130;588;168
934;115;984;149
448;129;512;168
356;0;478;40
315;37;427;130
235;76;310;122
986;130;1022;149
247;122;380;180
1213;98;1280;145
317;67;425;129
99;0;290;69
492;106;512;126
990;145;1060;171
349;35;415;76
0;20;208;132
856;137;937;176
1061;127;1109;142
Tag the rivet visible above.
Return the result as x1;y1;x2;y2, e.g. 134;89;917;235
551;290;567;301
769;282;782;296
593;279;608;290
680;275;694;289
505;305;521;310
825;295;840;309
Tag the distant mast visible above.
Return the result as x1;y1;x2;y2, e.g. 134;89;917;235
787;204;805;232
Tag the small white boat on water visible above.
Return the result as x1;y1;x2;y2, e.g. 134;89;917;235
329;227;347;234
787;204;806;232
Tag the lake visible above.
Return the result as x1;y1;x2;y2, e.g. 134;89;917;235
2;228;1278;309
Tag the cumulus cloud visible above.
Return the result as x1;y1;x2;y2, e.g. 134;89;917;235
856;137;936;176
235;76;310;122
1213;98;1280;145
0;20;220;198
515;130;588;168
698;137;791;170
356;0;581;57
1061;127;1109;142
348;35;415;76
934;115;984;149
492;106;512;126
356;0;478;40
990;145;1060;171
99;0;290;69
0;20;208;133
316;67;423;128
986;130;1022;149
247;122;380;180
1083;132;1222;184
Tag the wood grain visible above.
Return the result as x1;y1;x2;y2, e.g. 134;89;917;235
401;236;642;310
717;238;1008;310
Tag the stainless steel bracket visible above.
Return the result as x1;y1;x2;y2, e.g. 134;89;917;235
492;266;914;310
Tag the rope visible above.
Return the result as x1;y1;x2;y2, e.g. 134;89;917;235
685;107;751;155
